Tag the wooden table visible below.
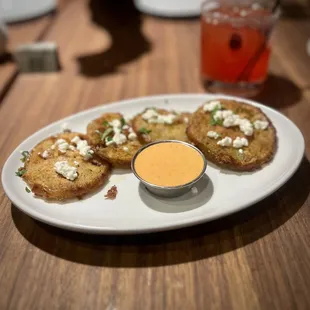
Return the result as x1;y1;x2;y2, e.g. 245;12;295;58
1;1;310;309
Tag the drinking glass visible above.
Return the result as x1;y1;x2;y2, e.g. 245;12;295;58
201;0;279;97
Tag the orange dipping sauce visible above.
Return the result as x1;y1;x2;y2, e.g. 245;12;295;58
134;142;205;187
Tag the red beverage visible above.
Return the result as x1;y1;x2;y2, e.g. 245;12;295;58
201;4;278;96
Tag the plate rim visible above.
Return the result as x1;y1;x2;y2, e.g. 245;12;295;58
1;94;305;234
133;0;200;18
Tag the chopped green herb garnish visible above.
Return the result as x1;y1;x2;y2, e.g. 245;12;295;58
102;121;110;127
120;117;126;127
101;128;114;141
210;118;223;126
139;128;152;135
25;187;31;193
20;151;30;163
15;168;26;177
210;108;223;126
106;136;113;142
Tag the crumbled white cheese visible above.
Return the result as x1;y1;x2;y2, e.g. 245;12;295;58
109;119;122;129
233;137;249;148
69;145;76;151
106;118;134;146
239;149;244;154
108;119;123;136
61;123;71;132
74;161;79;166
239;119;253;136
223;114;241;127
142;109;158;120
71;137;80;144
54;161;78;181
203;100;222;112
213;110;234;121
123;146;129;152
112;132;127;145
191;187;198;195
142;109;177;124
114;127;121;134
54;139;66;145
207;131;220;139
211;109;254;136
71;136;94;160
128;132;137;140
217;137;232;147
41;150;49;159
222;110;234;118
53;139;70;153
156;114;175;124
254;120;269;130
149;113;176;124
213;110;223;121
58;141;69;153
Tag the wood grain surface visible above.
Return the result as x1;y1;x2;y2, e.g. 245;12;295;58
1;0;310;309
0;0;69;100
0;16;52;98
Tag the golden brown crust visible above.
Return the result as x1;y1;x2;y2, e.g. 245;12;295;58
132;108;191;144
22;132;111;200
186;99;277;171
86;113;142;168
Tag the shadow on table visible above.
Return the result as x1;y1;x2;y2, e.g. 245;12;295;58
280;2;310;19
12;156;310;267
0;53;13;65
76;0;151;77
252;74;301;109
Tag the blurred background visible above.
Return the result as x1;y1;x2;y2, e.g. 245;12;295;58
0;0;309;110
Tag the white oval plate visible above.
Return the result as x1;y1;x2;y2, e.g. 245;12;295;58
134;0;201;17
2;94;305;234
2;0;56;23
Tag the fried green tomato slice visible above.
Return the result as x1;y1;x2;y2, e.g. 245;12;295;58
87;113;142;168
132;108;191;143
22;132;111;200
186;99;277;171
